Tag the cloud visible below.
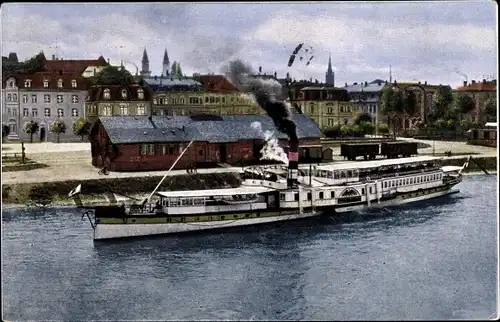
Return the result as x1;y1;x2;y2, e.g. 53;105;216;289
1;2;497;87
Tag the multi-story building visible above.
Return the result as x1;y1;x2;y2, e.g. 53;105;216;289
2;72;91;142
343;79;386;125
296;85;355;131
2;53;109;142
85;84;153;123
456;79;497;123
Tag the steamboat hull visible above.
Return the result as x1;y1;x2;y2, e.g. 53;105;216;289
94;210;321;240
92;183;459;240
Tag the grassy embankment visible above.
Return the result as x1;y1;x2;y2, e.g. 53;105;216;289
2;173;241;206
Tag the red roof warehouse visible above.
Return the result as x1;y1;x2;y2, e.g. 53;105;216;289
90;114;323;171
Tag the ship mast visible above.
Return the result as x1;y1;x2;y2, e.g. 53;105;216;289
140;140;194;206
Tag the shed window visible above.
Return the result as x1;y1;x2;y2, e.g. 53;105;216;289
307;192;312;200
294;193;299;201
140;144;155;156
319;192;324;199
331;191;335;198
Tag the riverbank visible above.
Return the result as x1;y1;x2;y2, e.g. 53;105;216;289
2;172;241;207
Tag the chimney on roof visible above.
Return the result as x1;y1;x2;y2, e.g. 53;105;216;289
52;54;55;60
482;79;486;83
394;80;397;85
424;81;427;85
463;81;467;87
418;81;421;84
364;81;368;86
344;82;347;87
472;80;476;84
274;71;277;78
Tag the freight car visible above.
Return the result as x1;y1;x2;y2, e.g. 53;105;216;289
381;141;418;158
340;143;380;161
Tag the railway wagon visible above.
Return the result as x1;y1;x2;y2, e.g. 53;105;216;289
381;141;418;158
340;143;380;161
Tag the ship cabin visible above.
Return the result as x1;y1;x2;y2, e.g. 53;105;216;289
300;156;442;185
147;186;278;215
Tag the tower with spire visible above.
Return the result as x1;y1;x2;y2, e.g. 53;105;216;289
325;54;335;86
140;48;151;77
162;48;170;77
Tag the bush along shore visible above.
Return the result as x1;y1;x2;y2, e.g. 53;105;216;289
2;172;241;207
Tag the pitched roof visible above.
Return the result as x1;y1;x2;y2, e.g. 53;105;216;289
87;84;152;101
142;75;204;92
2;72;92;90
98;114;323;144
344;82;385;93
456;81;496;92
42;56;107;74
192;75;240;93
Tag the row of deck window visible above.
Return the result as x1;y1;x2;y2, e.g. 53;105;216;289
383;173;441;188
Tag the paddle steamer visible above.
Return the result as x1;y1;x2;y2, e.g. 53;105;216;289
70;139;467;240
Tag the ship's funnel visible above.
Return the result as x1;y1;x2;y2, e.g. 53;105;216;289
287;139;299;188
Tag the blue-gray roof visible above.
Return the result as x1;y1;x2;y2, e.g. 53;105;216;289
143;76;204;92
99;114;323;144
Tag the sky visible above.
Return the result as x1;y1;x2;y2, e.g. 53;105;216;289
1;2;497;88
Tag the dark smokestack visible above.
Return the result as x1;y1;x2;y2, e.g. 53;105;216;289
224;60;299;188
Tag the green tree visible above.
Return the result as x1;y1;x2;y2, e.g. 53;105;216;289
358;121;375;135
324;123;342;138
403;90;418;116
2;124;10;142
353;112;372;125
22;52;45;73
376;124;390;135
455;94;475;114
171;61;178;76
484;97;497;122
50;120;66;143
24;121;39;143
380;86;405;135
171;61;183;77
73;118;92;141
92;65;135;85
432;85;454;120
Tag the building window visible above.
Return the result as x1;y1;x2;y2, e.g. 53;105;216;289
72;108;78;117
137;89;144;100
32;108;38;117
7;94;12;101
25;79;32;88
121;89;128;99
102;105;112;115
44;108;51;117
57;79;63;88
12;93;18;101
22;94;28;103
44;94;51;103
72;95;78;103
319;192;324;199
137;104;145;115
43;79;49;88
32;94;37;103
12;109;17;116
57;95;63;103
103;89;111;99
23;108;29;117
71;79;77;88
140;144;155;156
8;80;15;88
153;98;157;105
57;108;64;117
120;105;128;115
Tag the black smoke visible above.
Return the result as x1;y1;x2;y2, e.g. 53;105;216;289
224;60;298;142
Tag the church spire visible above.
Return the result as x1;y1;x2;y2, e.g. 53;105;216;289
140;48;151;77
325;53;335;86
162;48;170;76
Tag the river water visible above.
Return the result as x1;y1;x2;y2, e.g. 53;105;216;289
2;175;498;321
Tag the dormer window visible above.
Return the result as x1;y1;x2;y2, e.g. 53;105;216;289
71;79;77;88
43;79;49;88
25;79;32;88
103;89;111;100
121;89;128;99
137;88;144;100
57;79;63;88
8;79;15;88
